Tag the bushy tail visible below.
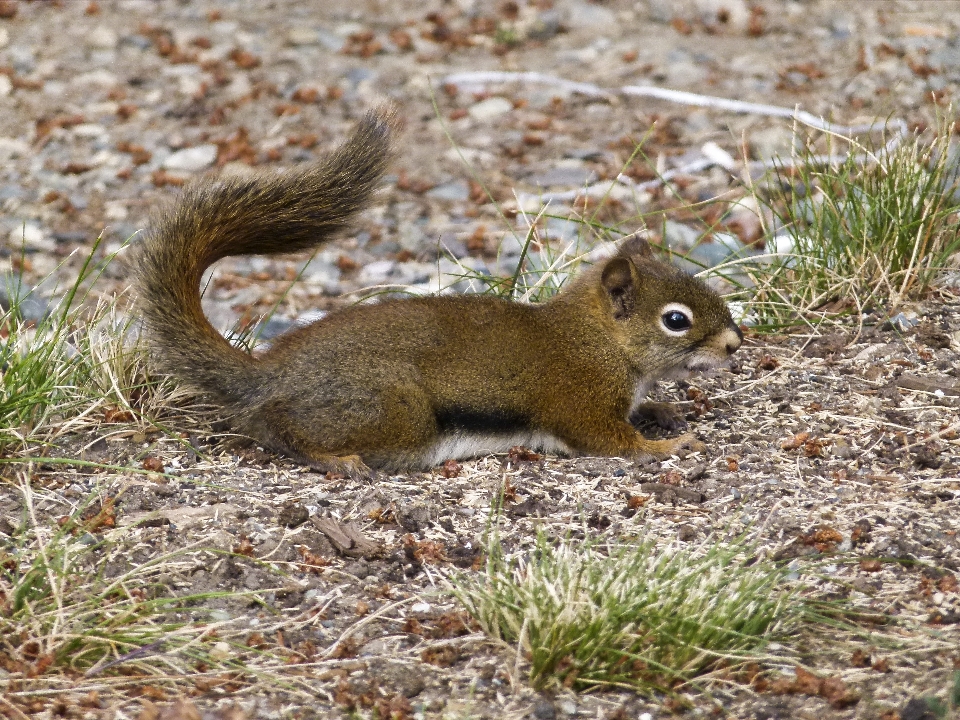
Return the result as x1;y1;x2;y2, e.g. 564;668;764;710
136;109;396;404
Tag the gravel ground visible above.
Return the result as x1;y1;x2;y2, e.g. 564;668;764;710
1;1;960;718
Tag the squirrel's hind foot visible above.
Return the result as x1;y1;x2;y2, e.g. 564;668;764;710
302;453;373;480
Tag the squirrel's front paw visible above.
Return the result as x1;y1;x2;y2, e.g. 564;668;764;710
674;432;706;455
633;433;705;462
630;401;688;432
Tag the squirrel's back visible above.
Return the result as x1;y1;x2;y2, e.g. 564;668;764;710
135;110;396;405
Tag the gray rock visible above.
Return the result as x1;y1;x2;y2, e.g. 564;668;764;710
396;502;434;533
525;166;595;188
497;234;527;258
662;220;701;252
712;231;748;257
357;260;397;285
426;180;470;202
358;260;432;287
8;45;35;74
300;259;341;293
646;0;675;23
317;29;347;52
255;315;296;340
749;126;797;162
344;67;375;89
687;240;733;268
527;9;563;40
436;233;469;259
565;1;616;28
883;312;919;332
532;700;557;720
367;240;402;257
0;184;27;200
121;34;153;51
544;217;582;243
0;275;53;322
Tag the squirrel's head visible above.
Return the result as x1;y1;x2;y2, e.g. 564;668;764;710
597;233;742;379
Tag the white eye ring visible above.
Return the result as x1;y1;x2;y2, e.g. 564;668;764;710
659;302;693;336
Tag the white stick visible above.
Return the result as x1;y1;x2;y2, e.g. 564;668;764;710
441;71;909;204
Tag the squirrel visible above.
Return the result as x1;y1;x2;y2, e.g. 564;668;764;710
135;109;743;475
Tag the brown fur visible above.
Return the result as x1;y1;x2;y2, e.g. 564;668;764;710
135;109;742;473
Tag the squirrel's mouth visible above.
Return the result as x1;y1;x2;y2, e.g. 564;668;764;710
665;353;730;379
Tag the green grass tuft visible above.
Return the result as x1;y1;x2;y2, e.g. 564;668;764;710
0;236;195;457
452;520;803;694
747;123;960;326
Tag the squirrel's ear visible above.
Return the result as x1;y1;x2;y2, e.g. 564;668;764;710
617;232;654;259
600;257;637;320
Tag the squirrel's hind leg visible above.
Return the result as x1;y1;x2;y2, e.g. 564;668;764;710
247;384;439;476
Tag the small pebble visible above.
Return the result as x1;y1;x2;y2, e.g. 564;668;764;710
468;97;513;122
163;144;218;172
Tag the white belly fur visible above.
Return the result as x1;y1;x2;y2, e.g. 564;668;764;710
424;431;573;466
629;378;656;415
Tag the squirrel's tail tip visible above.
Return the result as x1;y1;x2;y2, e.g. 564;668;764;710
360;104;404;141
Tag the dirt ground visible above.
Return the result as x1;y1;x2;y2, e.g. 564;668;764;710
1;1;959;718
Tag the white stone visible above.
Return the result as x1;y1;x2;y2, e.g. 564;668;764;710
334;22;365;37
0;75;10;97
73;69;120;87
71;123;107;138
358;260;397;285
701;141;737;170
287;27;318;46
468;96;513;121
0;137;28;160
208;641;231;661
163;144;218;172
86;26;118;50
566;0;616;28
34;59;57;78
84;101;119;116
104;201;128;221
9;223;52;251
224;73;252;100
0;27;8;50
178;74;205;97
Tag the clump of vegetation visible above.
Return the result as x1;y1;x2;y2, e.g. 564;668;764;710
0;258;90;454
748;125;960;326
0;237;192;457
0;479;259;697
452;523;804;694
441;211;594;302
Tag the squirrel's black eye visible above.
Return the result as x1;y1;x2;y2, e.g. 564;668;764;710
662;310;691;332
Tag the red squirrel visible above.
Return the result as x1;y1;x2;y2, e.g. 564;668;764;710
136;110;742;474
